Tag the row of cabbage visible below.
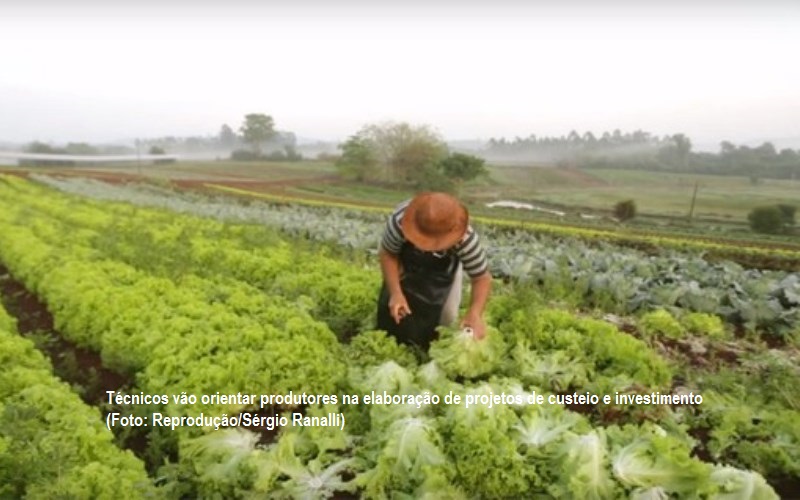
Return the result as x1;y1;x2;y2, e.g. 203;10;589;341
206;183;800;270
32;174;800;340
0;175;791;497
0;299;156;498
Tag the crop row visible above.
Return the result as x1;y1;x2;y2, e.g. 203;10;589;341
32;174;800;340
4;176;673;414
0;301;156;499
0;175;792;497
203;182;800;267
14;176;800;348
0;179;354;495
0;176;378;338
38;173;800;265
7;173;800;474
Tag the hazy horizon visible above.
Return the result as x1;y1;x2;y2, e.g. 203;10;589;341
1;0;799;150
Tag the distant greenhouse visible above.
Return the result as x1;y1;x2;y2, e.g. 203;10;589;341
0;151;178;167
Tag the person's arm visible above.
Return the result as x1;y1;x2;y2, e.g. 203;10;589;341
456;227;491;339
379;248;411;324
378;202;413;323
461;270;492;339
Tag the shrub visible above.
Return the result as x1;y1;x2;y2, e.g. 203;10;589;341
414;165;454;192
614;199;637;222
232;147;303;163
748;205;787;234
230;149;261;161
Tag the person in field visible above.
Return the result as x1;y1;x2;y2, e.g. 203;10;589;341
376;192;492;350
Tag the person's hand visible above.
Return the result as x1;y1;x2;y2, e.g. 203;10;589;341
461;311;486;340
389;293;411;324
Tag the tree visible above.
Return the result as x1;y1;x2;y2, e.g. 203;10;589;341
65;142;98;155
436;152;488;194
672;133;692;170
756;142;777;158
336;135;378;181
239;113;276;154
415;164;454;192
26;141;58;154
282;144;302;162
657;134;692;170
391;131;447;184
219;124;237;149
567;130;581;143
777;204;796;226
148;146;166;155
720;141;736;155
349;122;448;185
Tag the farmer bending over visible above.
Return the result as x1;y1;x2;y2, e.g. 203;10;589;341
376;192;492;350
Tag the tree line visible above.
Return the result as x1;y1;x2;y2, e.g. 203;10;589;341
484;129;800;180
21;114;301;161
25;141;132;156
21;120;800;181
146;114;302;161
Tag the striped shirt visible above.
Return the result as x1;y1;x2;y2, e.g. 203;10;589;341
380;199;489;278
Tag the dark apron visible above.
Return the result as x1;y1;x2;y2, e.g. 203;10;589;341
377;242;459;350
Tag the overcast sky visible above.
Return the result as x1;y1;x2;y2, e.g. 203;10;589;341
1;0;798;149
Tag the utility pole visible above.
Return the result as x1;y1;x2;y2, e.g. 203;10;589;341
135;138;142;177
687;180;699;222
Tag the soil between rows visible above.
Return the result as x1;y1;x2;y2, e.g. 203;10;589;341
0;264;131;405
0;263;293;472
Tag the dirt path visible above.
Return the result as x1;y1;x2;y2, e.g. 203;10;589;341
1;166;342;192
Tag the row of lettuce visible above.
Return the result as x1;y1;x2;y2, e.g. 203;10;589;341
0;177;350;498
0;175;793;498
33;174;800;342
0;300;156;498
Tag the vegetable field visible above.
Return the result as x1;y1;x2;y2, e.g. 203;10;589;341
0;174;798;499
